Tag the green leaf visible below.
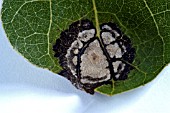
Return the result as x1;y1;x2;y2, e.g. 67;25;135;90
1;0;170;95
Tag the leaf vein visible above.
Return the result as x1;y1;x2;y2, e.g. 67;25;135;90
92;0;100;38
143;0;165;64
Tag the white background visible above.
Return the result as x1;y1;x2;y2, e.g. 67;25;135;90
0;1;170;113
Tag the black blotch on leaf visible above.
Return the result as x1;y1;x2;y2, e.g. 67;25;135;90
53;19;135;94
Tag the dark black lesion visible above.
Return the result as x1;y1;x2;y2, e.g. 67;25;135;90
53;19;136;94
82;75;108;81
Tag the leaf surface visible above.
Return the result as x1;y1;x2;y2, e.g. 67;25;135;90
1;0;170;95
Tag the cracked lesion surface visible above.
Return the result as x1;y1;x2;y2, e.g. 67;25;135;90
80;39;111;84
53;19;135;94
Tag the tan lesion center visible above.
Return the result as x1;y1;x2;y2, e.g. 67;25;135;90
80;39;111;84
88;51;100;64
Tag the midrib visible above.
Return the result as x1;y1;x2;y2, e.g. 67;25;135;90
92;0;100;38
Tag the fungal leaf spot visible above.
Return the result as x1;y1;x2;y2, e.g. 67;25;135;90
53;19;135;94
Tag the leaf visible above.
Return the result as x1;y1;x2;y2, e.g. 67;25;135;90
1;0;170;95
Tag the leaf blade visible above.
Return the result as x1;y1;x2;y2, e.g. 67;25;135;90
1;0;170;95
